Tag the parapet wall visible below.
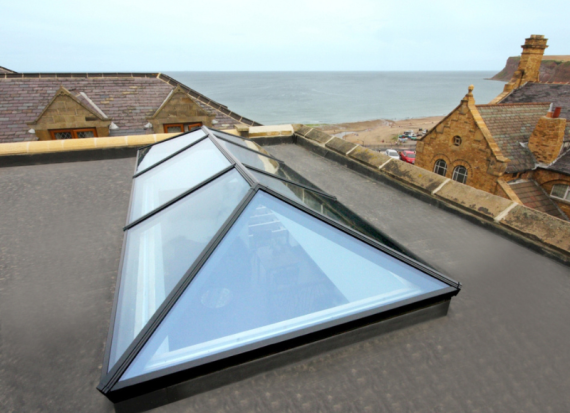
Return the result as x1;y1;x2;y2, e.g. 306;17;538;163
290;126;570;264
1;128;569;264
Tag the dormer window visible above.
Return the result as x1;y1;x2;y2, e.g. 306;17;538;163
50;128;97;140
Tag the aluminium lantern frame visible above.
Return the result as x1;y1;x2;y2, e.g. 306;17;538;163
98;126;461;404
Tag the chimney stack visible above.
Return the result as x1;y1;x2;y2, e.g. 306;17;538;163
528;114;566;164
501;35;548;94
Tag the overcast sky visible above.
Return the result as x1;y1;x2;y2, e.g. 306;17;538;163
2;0;569;72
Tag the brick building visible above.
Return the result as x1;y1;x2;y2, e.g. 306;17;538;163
415;35;570;220
0;70;260;143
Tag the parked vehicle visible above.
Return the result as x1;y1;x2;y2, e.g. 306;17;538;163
383;149;400;160
399;150;416;164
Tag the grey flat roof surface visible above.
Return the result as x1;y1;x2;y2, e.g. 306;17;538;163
1;144;569;412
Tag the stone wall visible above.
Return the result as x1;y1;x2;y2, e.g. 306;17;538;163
415;90;506;195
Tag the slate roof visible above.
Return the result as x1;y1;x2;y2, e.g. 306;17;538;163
476;103;549;173
0;73;260;143
500;82;570;142
0;66;15;74
548;149;570;174
508;179;567;220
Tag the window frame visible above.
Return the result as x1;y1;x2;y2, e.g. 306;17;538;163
452;165;468;184
49;128;98;140
453;136;462;146
550;184;570;201
164;123;202;134
433;159;447;177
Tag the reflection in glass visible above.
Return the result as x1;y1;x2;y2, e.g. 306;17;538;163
121;191;446;380
130;139;230;223
137;130;205;172
109;170;251;369
213;131;269;154
248;170;342;220
217;139;280;172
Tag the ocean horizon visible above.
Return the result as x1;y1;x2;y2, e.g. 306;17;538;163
167;71;505;125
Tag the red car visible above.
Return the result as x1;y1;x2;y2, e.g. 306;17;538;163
399;150;416;164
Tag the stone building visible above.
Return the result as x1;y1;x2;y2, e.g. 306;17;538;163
0;70;260;143
415;35;570;220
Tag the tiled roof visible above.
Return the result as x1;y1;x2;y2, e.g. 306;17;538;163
500;82;570;142
476;103;549;173
548;149;570;174
0;66;15;74
509;180;568;220
0;73;260;143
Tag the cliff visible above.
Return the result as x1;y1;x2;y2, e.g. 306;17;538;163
491;55;570;82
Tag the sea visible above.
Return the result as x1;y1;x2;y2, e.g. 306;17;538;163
166;71;505;125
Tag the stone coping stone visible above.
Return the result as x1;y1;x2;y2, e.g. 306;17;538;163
382;160;448;194
436;179;514;219
349;146;391;168
295;126;313;137
0;133;177;156
501;205;570;253
306;129;333;144
249;124;294;137
325;137;357;155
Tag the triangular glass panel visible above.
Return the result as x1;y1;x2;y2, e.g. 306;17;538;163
129;139;231;223
119;191;448;382
217;139;280;171
108;169;250;370
136;130;205;172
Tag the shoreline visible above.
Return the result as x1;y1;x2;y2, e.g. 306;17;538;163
314;116;444;146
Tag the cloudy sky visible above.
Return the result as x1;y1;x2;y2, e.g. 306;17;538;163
2;0;569;72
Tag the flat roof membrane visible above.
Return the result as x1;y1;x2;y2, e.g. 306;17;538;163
99;126;460;402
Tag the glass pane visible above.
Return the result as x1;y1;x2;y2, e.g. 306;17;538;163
121;191;447;380
217;139;279;171
245;162;324;193
248;169;339;217
109;169;250;369
130;139;231;223
213;131;268;154
54;131;73;140
551;184;566;199
137;130;205;172
166;126;182;133
77;130;95;138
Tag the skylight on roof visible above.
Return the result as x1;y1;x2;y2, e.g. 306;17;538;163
98;126;460;404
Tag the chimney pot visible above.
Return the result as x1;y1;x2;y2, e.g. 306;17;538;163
553;107;562;119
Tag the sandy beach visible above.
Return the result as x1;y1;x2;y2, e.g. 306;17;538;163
315;116;444;146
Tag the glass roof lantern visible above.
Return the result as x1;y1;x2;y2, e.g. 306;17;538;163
98;126;461;403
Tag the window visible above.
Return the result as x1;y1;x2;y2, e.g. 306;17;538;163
551;184;570;201
98;126;460;404
433;159;447;176
452;166;468;184
50;128;97;140
453;136;462;146
164;123;202;133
